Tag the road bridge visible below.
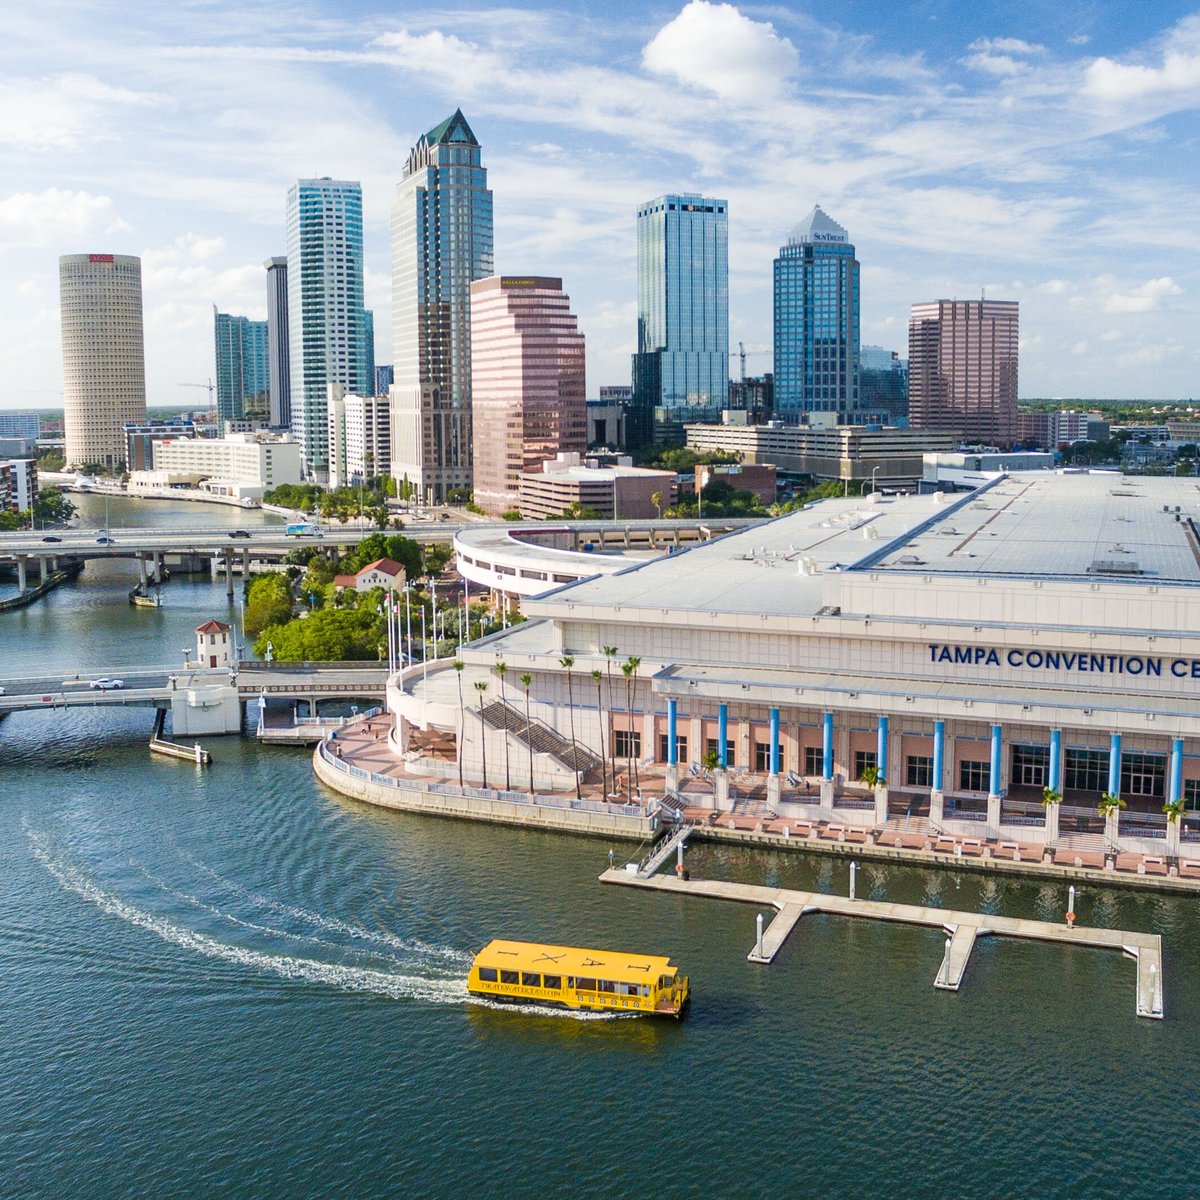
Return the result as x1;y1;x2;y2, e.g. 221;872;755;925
0;662;391;736
0;524;458;599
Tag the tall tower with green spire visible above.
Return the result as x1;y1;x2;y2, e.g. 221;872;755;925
390;109;494;503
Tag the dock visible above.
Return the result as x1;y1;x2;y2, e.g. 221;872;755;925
599;868;1164;1019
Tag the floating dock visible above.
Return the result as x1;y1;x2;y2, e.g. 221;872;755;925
599;869;1164;1019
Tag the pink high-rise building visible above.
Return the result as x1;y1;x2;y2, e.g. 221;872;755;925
908;300;1018;446
470;276;586;513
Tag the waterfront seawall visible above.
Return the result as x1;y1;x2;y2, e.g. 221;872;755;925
312;740;654;842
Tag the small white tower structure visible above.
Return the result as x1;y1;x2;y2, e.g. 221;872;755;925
195;619;232;669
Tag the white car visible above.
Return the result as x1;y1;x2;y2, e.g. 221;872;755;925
89;678;125;690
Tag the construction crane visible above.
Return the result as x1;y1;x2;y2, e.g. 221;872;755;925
738;342;768;382
179;380;216;418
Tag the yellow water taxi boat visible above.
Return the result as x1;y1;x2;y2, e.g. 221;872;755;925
467;939;690;1017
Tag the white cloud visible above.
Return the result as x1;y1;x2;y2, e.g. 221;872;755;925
1071;340;1088;354
1116;344;1170;367
963;37;1046;77
0;73;164;150
970;38;1046;56
0;188;130;245
1083;15;1200;101
1100;329;1123;342
642;2;798;101
1102;277;1183;313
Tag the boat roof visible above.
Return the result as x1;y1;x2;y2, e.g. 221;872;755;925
474;939;678;977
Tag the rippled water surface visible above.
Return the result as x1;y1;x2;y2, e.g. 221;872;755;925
2;501;1199;1197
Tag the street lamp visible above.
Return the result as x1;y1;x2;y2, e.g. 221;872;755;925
871;466;879;496
265;640;274;663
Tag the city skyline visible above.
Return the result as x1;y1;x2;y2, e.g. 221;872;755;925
2;1;1199;409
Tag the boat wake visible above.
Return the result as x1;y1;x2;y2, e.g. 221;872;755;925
25;824;616;1019
171;846;472;964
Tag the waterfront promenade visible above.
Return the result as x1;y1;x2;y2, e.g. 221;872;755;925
320;716;1200;894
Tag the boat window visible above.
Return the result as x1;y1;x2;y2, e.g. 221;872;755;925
478;967;498;982
598;980;616;993
542;975;562;990
566;977;575;988
576;977;596;990
521;972;541;987
500;970;519;985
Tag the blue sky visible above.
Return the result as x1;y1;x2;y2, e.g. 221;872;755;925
2;0;1199;409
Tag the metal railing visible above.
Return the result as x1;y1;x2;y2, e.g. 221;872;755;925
317;740;652;818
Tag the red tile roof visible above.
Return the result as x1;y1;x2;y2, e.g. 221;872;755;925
195;619;231;633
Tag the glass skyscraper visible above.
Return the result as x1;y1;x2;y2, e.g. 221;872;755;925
213;309;269;424
630;194;728;449
390;109;493;503
908;300;1019;445
264;256;291;429
285;178;371;480
773;206;861;423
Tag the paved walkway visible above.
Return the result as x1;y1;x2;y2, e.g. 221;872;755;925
323;719;1200;893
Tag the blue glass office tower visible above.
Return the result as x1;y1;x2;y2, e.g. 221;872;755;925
214;309;269;423
285;177;371;479
630;194;728;449
773;205;861;423
391;109;493;503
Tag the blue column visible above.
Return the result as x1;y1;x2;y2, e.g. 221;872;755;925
718;703;728;768
989;724;1003;796
1049;729;1062;792
769;708;780;776
1108;732;1122;796
822;712;834;781
1170;738;1183;806
667;699;678;766
877;716;889;779
932;721;945;792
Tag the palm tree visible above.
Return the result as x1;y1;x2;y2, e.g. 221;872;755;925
621;656;641;793
520;672;535;795
651;490;663;519
560;654;582;801
493;660;511;792
592;668;607;797
473;679;490;790
603;645;619;791
625;655;642;788
452;659;465;788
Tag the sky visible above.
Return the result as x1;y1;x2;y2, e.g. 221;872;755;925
2;0;1199;410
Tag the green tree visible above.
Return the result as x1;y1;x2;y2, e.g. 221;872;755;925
520;672;535;795
473;680;490;789
244;573;293;636
254;608;382;661
603;645;619;791
560;655;581;801
452;660;466;788
592;668;607;798
31;487;76;526
423;543;453;577
493;661;511;791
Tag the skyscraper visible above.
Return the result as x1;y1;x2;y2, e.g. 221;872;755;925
470;276;587;514
773;206;861;424
213;309;269;424
59;253;147;469
264;256;291;428
630;194;728;450
860;345;908;425
908;300;1019;445
285;178;371;480
391;109;493;503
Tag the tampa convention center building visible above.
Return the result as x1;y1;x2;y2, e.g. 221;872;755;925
392;471;1200;860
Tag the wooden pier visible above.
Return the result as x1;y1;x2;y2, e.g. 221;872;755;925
599;869;1164;1019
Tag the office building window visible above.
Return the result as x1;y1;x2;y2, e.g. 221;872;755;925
804;746;823;776
853;750;877;780
959;760;989;792
1064;748;1107;793
906;756;933;787
1011;745;1049;788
